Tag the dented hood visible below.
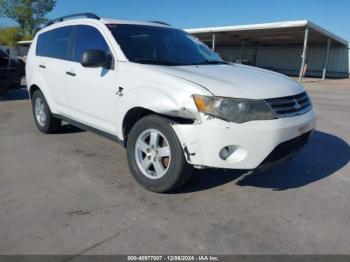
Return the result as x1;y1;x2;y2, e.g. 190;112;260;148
149;63;305;99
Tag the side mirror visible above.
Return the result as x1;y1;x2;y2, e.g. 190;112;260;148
81;49;108;68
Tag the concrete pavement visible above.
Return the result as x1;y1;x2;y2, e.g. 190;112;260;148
0;79;349;255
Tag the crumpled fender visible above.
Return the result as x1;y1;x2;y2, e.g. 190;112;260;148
117;85;199;138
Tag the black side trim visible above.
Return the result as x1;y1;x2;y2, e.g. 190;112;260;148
53;114;125;148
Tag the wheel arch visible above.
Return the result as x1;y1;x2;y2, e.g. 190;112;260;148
122;106;195;143
29;84;40;98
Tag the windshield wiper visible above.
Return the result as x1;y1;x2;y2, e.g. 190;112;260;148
132;58;180;66
132;58;228;66
201;60;228;65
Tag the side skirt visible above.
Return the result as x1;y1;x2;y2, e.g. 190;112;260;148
52;114;126;148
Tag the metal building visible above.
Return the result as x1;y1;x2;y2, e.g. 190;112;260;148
186;20;349;81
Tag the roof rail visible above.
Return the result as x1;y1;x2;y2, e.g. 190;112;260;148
149;21;171;26
46;13;100;26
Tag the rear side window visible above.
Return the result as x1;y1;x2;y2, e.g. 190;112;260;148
73;25;109;62
36;31;51;56
47;26;73;60
36;26;73;60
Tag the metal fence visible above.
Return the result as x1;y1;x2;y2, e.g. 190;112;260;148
217;44;349;78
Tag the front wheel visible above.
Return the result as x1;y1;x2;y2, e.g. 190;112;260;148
31;90;61;133
127;115;193;193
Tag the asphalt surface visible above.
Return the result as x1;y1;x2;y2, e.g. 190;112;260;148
0;79;349;255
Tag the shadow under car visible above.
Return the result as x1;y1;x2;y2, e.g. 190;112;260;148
177;130;350;193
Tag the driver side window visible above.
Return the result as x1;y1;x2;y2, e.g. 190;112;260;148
73;25;110;63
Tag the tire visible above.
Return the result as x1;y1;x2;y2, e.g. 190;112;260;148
127;115;193;193
31;90;61;133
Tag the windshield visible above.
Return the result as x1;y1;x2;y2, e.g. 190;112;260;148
109;24;225;66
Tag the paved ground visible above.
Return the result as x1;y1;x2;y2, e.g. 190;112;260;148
0;79;349;255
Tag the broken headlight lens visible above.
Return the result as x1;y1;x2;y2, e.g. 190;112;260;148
193;95;276;123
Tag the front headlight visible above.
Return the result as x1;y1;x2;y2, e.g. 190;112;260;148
193;95;276;123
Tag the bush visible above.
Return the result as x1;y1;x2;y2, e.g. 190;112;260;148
0;27;21;47
0;26;32;47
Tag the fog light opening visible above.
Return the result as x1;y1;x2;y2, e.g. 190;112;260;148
219;145;239;160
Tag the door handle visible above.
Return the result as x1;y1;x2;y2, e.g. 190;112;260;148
39;65;46;69
66;71;76;77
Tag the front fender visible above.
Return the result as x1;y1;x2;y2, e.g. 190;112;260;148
117;86;199;138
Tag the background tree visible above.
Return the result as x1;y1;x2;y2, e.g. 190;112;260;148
0;26;21;46
0;0;56;36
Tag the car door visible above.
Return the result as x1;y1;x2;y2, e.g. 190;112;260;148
65;25;119;135
37;26;74;114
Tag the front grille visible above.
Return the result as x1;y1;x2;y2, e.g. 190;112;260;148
260;131;312;165
265;92;312;118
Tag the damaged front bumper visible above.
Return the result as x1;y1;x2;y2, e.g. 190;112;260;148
171;110;317;170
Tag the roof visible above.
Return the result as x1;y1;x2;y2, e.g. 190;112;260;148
40;13;171;33
185;20;348;46
39;17;171;35
100;18;170;27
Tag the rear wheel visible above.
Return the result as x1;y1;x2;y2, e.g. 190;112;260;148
31;90;61;133
127;115;192;193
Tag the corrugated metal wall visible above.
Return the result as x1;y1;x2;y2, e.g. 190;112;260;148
348;45;350;74
217;45;349;78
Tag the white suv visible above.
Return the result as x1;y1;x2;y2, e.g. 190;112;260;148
26;13;316;192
